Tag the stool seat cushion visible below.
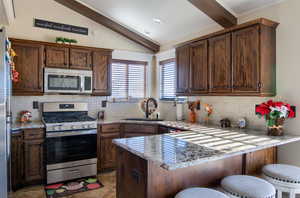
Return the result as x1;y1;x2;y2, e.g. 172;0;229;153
175;187;229;198
221;175;276;198
263;164;300;184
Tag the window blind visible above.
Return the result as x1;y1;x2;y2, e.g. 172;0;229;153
160;59;176;100
111;60;147;101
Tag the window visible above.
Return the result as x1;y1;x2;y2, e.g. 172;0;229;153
111;59;147;101
160;58;176;100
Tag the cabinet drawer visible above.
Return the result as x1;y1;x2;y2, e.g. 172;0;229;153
24;129;44;140
101;124;121;133
123;124;157;134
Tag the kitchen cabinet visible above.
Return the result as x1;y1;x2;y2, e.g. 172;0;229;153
98;124;121;172
232;25;260;93
11;128;45;190
123;124;158;136
23;129;45;184
209;33;232;93
44;45;69;69
189;40;208;94
11;131;24;191
92;50;112;96
175;18;278;96
11;39;44;96
176;45;190;94
245;147;277;175
70;48;92;70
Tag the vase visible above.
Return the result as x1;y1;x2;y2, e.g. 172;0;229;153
267;125;284;136
189;111;196;123
267;118;285;136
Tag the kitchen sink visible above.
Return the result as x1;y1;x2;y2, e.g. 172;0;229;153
124;118;164;121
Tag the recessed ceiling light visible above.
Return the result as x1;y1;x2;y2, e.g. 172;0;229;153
153;18;162;24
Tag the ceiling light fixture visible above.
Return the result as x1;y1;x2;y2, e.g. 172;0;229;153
153;18;162;24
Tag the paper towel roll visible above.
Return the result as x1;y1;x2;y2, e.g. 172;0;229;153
176;103;183;121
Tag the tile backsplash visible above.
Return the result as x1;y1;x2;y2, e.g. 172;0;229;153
11;95;146;122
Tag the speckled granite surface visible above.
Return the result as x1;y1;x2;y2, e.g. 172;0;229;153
113;125;300;170
11;121;45;131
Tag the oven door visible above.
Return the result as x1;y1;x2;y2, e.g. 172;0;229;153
46;132;97;165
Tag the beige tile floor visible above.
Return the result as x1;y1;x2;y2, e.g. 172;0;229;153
10;171;116;198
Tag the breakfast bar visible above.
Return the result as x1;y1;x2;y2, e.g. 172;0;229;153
113;125;300;198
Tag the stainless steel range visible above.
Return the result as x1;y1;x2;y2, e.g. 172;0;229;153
42;102;97;184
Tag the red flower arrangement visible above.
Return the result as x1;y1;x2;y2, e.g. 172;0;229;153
256;100;295;136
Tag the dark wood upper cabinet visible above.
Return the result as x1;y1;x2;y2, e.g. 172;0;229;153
232;25;260;93
189;40;208;94
11;40;44;96
209;33;232;93
176;45;190;94
175;18;278;96
44;46;69;68
92;50;112;96
70;48;92;70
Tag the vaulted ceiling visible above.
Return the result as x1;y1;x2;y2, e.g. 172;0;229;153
77;0;283;46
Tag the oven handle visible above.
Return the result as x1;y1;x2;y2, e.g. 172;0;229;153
46;129;97;138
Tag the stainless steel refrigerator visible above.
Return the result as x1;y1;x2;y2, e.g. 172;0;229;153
0;27;12;198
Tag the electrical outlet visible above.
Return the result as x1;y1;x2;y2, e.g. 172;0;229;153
102;100;107;108
33;101;39;109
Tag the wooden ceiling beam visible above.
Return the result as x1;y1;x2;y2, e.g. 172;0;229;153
187;0;237;28
54;0;160;53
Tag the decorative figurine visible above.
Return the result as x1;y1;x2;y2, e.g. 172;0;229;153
19;111;32;123
188;100;200;123
204;104;213;124
220;118;231;128
238;118;247;129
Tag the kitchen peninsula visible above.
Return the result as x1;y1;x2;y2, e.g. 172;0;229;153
113;124;300;198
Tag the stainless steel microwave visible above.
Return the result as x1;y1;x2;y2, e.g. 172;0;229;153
44;68;93;94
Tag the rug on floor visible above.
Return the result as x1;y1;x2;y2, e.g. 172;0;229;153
44;177;104;198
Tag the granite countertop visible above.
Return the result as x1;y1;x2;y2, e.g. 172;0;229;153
11;121;45;131
113;125;300;170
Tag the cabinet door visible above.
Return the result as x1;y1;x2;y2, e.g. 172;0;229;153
12;41;44;95
190;40;208;94
92;51;112;96
24;139;44;183
232;25;260;93
100;134;119;171
176;46;190;94
245;147;277;175
209;33;232;93
44;46;69;68
11;132;24;190
70;48;92;70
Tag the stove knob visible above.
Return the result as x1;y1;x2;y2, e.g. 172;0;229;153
89;124;95;128
83;125;88;129
72;125;77;130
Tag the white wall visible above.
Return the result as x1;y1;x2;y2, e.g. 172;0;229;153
237;0;300;167
8;0;154;122
158;0;300;166
6;0;151;53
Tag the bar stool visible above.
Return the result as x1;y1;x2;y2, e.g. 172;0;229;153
262;164;300;198
221;175;276;198
175;187;229;198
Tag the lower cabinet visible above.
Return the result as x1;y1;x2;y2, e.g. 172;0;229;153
245;147;277;175
99;133;120;172
11;131;24;191
11;128;45;190
24;139;44;184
